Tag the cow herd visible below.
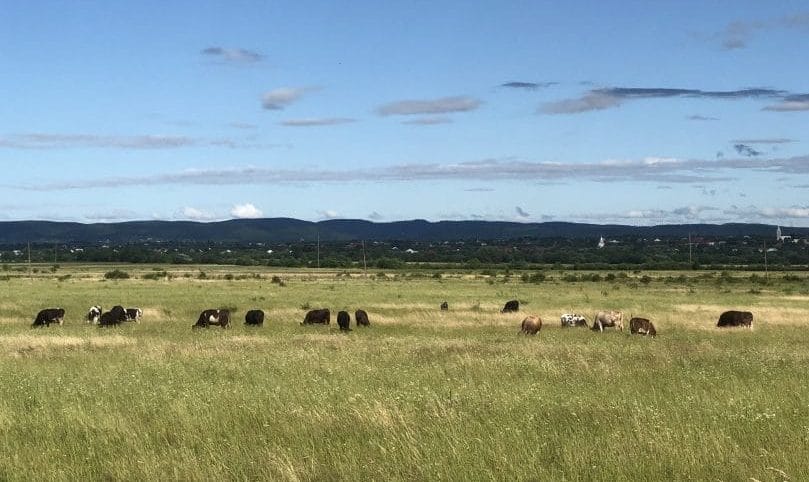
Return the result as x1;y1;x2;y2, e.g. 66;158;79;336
30;300;752;336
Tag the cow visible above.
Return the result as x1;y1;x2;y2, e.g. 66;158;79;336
32;308;65;327
560;313;588;328
125;308;143;322
337;311;351;331
302;308;330;325
245;310;265;326
193;309;230;329
440;301;449;311
520;315;542;335
355;309;370;327
99;305;127;327
629;317;657;337
592;310;624;332
501;299;520;313
87;305;102;324
717;310;753;328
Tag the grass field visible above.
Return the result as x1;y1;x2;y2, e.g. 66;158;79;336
0;264;807;481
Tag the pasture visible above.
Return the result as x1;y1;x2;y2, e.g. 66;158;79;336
1;264;807;481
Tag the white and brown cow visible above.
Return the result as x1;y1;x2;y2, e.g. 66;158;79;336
560;313;588;328
591;311;624;332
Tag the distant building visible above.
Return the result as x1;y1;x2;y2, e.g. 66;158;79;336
597;236;605;249
777;226;792;242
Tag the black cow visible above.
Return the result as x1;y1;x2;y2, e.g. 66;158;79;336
245;309;265;326
302;309;330;325
32;308;65;327
440;301;449;311
355;309;370;327
717;310;753;328
193;309;230;329
125;308;143;322
99;305;127;327
337;311;351;331
87;305;102;324
501;300;519;313
629;317;657;337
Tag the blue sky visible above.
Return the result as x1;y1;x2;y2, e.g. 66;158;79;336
1;1;808;226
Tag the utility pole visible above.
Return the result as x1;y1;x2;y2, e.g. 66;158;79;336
316;232;320;269
362;240;368;277
764;240;768;278
688;233;693;267
27;241;32;281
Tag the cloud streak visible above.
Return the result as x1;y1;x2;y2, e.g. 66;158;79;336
280;117;356;127
500;81;557;90
0;133;270;150
377;96;481;116
12;156;809;192
540;87;788;114
262;87;313;110
202;46;264;63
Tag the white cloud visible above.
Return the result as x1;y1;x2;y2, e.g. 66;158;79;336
318;210;339;219
181;206;217;221
377;96;481;116
230;203;263;219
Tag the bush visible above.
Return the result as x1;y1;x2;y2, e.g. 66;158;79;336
104;269;130;280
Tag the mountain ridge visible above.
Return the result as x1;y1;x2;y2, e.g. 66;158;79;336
0;218;804;244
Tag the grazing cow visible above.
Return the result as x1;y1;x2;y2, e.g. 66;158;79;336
193;309;230;329
501;299;520;313
337;311;351;331
629;317;657;337
32;308;65;327
717;310;753;328
560;313;588;328
355;309;370;327
592;310;624;332
302;309;330;325
87;305;102;324
99;305;127;327
245;309;265;326
520;315;542;335
440;301;449;311
125;308;143;322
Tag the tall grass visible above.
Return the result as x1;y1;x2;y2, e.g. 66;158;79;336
0;266;806;480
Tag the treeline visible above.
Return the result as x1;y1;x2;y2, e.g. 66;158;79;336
1;235;807;270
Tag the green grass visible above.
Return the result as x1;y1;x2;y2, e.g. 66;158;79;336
0;265;807;480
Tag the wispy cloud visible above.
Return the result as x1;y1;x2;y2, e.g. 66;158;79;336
734;143;762;157
402;116;453;125
713;12;809;50
732;138;796;144
280;117;356;127
202;47;264;63
515;206;530;218
262;87;313;110
723;204;809;220
500;81;557;90
540;87;787;114
687;114;719;121
763;94;809;112
12;156;809;192
0;133;271;150
367;211;383;220
377;96;481;116
317;209;339;219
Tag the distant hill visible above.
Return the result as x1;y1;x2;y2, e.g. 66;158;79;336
0;218;804;244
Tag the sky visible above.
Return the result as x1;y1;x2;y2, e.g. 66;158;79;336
1;1;808;226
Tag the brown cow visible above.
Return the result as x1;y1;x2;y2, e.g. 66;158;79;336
502;300;519;313
717;310;753;328
355;309;370;327
629;317;657;337
337;311;351;331
520;315;542;335
302;309;330;325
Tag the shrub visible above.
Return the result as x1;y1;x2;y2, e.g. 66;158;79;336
104;269;130;280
